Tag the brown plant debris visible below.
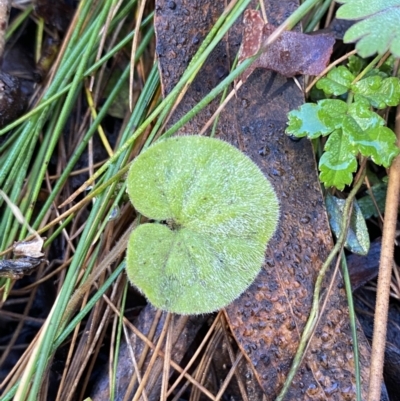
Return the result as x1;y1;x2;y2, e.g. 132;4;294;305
239;9;335;82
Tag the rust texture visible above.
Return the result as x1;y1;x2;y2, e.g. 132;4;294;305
155;0;385;400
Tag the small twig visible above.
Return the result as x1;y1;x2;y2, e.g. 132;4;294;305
129;0;147;110
259;0;268;23
123;323;149;401
341;253;362;401
160;314;173;401
364;175;384;224
215;352;243;399
0;190;42;243
132;313;172;401
305;49;357;94
199;81;243;135
324;0;335;28
0;0;11;65
367;105;400;401
90;0;124;91
351;53;385;85
167;311;222;396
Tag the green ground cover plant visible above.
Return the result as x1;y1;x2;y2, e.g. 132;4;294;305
286;59;400;190
126;136;279;314
1;1;399;400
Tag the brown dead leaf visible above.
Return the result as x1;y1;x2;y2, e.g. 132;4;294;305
0;237;45;279
239;9;335;81
13;237;44;258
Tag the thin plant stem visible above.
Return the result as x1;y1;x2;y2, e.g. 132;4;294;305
61;0;323;207
0;0;11;63
304;0;332;32
367;105;400;401
14;2;118;399
340;253;362;401
32;29;155;231
0;12;154;136
110;281;128;401
276;163;367;401
59;0;255;206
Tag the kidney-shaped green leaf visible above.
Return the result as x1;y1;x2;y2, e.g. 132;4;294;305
126;136;279;314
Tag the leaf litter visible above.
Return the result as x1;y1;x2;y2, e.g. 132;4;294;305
238;9;335;81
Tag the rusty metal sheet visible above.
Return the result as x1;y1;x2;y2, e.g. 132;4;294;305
154;0;385;400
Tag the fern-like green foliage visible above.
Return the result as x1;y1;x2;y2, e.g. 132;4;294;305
336;0;400;58
125;136;279;314
286;62;400;190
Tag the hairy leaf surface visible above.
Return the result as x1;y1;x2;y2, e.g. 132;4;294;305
126;136;279;314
